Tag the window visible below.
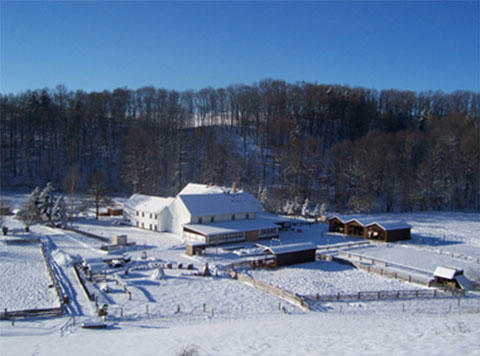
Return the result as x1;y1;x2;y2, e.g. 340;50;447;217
142;212;144;217
198;217;203;224
150;213;152;219
149;224;152;230
154;225;158;231
210;217;214;223
136;221;139;227
246;213;249;219
232;215;235;221
136;211;139;216
141;222;144;228
154;214;157;219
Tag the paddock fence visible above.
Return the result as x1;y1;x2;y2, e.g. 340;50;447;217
304;288;464;303
227;268;310;311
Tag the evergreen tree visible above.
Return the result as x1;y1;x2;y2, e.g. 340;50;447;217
38;182;55;224
52;196;67;227
17;188;42;229
301;198;310;217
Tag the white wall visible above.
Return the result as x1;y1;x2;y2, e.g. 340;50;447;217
168;198;191;234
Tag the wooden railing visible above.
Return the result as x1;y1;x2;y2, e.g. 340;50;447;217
304;288;464;302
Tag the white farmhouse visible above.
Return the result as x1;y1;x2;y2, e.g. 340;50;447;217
124;183;285;245
123;194;174;231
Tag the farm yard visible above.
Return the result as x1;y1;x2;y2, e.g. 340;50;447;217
0;193;479;355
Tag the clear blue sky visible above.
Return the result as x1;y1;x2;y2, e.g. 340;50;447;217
1;1;478;94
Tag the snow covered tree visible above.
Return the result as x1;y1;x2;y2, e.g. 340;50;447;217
301;198;310;217
17;189;42;230
319;202;327;217
38;182;55;224
51;196;67;227
286;200;295;215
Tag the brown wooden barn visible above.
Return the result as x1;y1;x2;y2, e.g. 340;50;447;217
328;216;346;234
346;219;367;238
328;216;411;242
365;222;411;242
264;243;317;267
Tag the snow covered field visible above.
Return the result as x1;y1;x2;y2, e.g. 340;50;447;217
244;260;423;296
1;193;479;355
0;241;59;311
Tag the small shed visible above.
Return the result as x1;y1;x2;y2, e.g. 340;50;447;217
432;266;464;289
112;235;127;246
107;208;123;216
365;221;411;242
346;219;366;238
328;216;346;234
186;242;206;256
264;242;317;267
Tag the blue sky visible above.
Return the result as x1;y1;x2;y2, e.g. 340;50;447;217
1;1;478;94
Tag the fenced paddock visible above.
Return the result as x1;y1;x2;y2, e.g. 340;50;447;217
227;268;310;311
0;239;63;319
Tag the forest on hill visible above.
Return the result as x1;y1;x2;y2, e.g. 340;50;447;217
1;79;479;213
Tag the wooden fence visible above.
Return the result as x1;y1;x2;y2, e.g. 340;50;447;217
227;268;310;311
316;240;371;252
0;307;63;320
39;242;64;305
72;263;96;301
304;288;464;303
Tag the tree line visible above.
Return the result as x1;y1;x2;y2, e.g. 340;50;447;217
1;80;478;213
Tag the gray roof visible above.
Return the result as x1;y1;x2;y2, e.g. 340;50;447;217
264;242;317;255
184;218;278;237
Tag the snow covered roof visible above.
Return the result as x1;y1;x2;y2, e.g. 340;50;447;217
179;192;261;217
264;242;317;255
365;221;412;231
328;215;373;225
178;183;236;195
433;266;463;280
125;194;174;213
184;218;278;236
329;215;411;230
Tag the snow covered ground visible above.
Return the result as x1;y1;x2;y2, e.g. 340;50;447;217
244;260;423;296
1;194;479;355
0;241;59;311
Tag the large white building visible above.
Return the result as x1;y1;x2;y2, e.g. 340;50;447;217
124;183;285;245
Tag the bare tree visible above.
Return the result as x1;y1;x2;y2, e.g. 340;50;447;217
85;171;112;220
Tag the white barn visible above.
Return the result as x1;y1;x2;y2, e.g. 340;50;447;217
124;183;284;245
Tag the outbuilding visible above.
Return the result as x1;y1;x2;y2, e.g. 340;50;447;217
365;221;411;242
263;242;317;267
432;266;466;289
328;216;346;234
327;216;411;242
